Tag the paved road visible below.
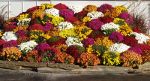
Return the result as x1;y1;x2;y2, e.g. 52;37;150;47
0;68;150;81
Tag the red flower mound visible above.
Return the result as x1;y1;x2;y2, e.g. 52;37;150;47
99;16;114;24
75;11;88;20
122;36;138;46
66;45;85;61
28;24;44;31
54;3;68;10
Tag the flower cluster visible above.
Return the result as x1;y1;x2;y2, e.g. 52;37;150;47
0;3;149;68
121;51;142;67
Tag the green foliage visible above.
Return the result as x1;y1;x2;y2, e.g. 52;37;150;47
92;45;107;56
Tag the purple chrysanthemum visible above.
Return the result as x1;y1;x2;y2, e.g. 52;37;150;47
44;22;53;32
3;40;18;48
16;30;27;37
129;46;142;55
82;38;95;47
59;9;74;18
97;4;113;13
35;43;50;52
109;32;124;42
119;12;133;24
88;19;104;30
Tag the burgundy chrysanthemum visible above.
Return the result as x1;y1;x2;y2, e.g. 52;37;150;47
3;40;18;48
54;3;68;10
59;9;74;18
4;22;16;31
65;16;79;23
88;19;104;30
44;22;53;32
29;24;43;31
97;4;113;13
82;38;95;47
66;45;85;60
119;12;133;24
35;43;50;52
99;16;114;24
16;30;27;37
109;32;124;42
122;36;138;46
129;46;142;55
75;10;88;20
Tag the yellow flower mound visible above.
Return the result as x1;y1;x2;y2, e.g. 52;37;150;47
46;14;64;26
59;28;76;38
94;37;114;48
113;18;127;26
74;26;92;40
86;45;93;54
82;16;92;22
17;13;29;21
40;3;54;10
29;30;51;40
102;51;120;66
32;9;45;19
118;25;133;36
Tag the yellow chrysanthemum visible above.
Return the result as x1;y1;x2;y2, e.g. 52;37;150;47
46;14;64;26
17;13;29;21
32;9;45;19
118;25;133;36
94;37;114;48
75;26;92;40
102;51;120;66
13;26;28;32
40;3;54;10
86;45;93;54
82;16;91;22
59;28;77;38
41;34;51;40
113;18;127;26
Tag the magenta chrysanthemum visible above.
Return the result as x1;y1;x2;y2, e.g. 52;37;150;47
88;19;104;30
97;4;113;13
82;38;95;47
109;32;124;42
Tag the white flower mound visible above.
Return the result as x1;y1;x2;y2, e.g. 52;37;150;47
17;18;31;26
45;8;59;16
66;37;83;47
2;31;17;41
58;21;74;30
101;22;120;31
87;11;104;20
68;5;82;13
109;43;130;53
131;32;150;44
18;40;38;53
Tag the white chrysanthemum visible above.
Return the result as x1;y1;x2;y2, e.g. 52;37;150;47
17;18;31;26
18;40;38;53
45;8;59;16
66;37;83;47
131;32;150;44
101;22;120;31
87;11;104;20
58;21;74;30
2;31;17;41
109;43;130;53
68;5;82;13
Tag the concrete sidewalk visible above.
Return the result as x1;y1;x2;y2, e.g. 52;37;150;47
0;62;149;81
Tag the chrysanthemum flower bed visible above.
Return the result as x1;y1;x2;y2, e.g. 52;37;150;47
0;3;150;68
